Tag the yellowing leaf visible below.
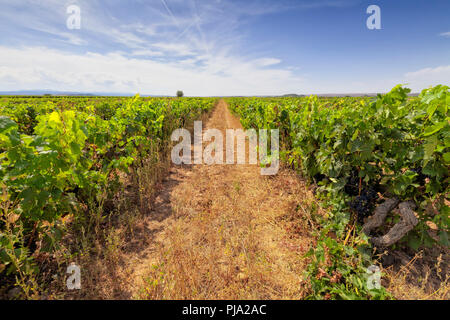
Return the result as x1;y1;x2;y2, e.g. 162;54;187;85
48;112;61;124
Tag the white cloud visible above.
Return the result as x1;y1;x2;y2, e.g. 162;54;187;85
151;42;195;56
0;46;304;96
317;66;450;94
1;1;446;95
254;58;282;67
2;46;447;96
0;1;305;95
403;65;450;91
130;49;163;57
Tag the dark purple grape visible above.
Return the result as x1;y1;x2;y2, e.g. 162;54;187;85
411;166;429;186
313;173;326;183
344;169;360;196
350;186;379;223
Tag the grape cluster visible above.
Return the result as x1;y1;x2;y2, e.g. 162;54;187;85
410;166;428;186
344;169;360;196
313;173;326;183
350;187;378;223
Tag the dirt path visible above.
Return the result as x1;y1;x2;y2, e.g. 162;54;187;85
114;100;318;299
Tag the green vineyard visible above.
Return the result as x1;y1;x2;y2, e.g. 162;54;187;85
1;0;450;308
0;85;448;300
227;85;449;298
0;96;216;296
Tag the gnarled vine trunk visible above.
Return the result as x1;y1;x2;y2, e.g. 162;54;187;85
362;199;419;248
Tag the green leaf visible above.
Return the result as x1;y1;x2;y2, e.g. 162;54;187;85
70;141;81;156
439;231;449;247
443;152;450;164
423;121;446;137
0;116;17;133
408;235;421;251
351;129;359;141
426;104;438;117
423;135;438;165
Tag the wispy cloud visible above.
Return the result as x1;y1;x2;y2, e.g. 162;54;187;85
32;26;87;46
2;0;445;95
151;42;195;56
0;46;304;96
0;0;302;95
130;49;163;57
254;58;282;67
404;65;450;90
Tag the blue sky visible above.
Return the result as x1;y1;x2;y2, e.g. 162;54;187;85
0;0;449;95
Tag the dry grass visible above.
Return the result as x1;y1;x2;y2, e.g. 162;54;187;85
126;100;320;299
381;247;449;300
40;146;173;299
37;100;448;300
134;168;318;299
37;111;214;300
